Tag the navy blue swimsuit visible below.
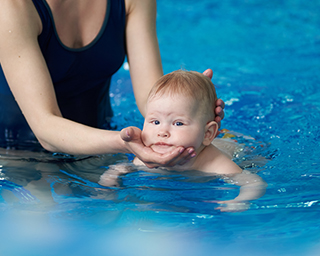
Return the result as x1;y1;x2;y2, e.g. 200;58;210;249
0;0;126;150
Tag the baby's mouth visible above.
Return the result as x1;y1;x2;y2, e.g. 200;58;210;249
151;142;174;153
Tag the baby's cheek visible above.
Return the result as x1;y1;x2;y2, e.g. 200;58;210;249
189;135;204;148
141;130;150;146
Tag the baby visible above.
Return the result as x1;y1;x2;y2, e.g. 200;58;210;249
134;70;241;173
100;70;266;212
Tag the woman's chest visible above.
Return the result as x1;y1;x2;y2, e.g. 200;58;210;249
46;0;107;49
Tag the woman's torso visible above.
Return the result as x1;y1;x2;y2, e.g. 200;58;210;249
0;0;126;150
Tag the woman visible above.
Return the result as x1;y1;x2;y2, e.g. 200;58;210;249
0;0;224;168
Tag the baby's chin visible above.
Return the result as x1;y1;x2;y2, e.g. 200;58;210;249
151;144;175;154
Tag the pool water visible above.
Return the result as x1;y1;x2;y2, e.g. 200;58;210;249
1;0;320;255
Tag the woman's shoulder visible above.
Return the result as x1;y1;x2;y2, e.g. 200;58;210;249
124;0;156;15
0;0;42;37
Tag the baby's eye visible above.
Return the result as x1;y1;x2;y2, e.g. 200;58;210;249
152;120;160;125
174;121;184;126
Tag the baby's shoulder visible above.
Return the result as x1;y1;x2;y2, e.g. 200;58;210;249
199;145;242;175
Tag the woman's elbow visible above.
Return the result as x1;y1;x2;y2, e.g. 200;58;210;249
37;137;58;152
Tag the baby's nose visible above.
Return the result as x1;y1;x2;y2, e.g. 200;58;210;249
158;130;169;138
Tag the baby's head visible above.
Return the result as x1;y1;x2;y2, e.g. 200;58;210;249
142;70;219;155
147;70;217;123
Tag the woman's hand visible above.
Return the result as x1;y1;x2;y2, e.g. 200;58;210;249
203;69;225;129
120;127;196;168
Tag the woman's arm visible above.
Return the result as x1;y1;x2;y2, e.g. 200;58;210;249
125;0;163;116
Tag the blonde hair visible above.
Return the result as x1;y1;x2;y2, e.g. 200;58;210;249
148;70;218;120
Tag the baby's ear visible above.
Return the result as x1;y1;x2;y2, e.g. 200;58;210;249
203;121;218;146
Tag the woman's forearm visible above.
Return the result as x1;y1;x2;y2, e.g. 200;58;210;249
35;115;129;155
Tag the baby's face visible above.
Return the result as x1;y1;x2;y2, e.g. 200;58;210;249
142;94;207;154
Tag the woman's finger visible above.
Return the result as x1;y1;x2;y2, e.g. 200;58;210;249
203;69;213;79
216;98;225;109
158;147;196;167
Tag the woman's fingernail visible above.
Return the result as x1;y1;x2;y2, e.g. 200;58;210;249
188;148;194;154
190;153;196;158
179;148;185;154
